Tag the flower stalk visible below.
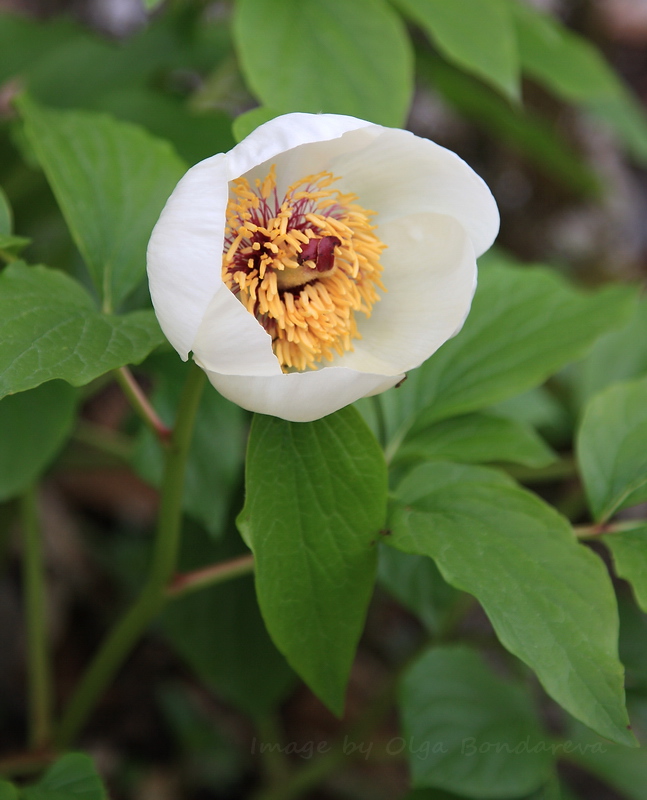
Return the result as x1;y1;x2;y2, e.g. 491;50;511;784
55;362;206;747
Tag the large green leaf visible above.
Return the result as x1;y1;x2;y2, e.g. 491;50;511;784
22;753;107;800
382;262;633;448
0;382;77;501
0;263;164;398
577;377;647;523
400;645;552;797
233;0;413;126
394;411;556;468
0;782;18;800
396;0;520;100
134;355;247;539
510;1;647;165
161;523;295;717
604;526;647;614
387;462;634;746
238;407;386;713
17;96;185;311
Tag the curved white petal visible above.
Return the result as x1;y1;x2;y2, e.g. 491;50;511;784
332;128;499;257
335;212;476;374
147;153;228;359
225;113;375;182
192;285;281;376
204;366;402;422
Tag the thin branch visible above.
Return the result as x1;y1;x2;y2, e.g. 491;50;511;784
574;519;647;539
166;554;255;598
114;366;172;444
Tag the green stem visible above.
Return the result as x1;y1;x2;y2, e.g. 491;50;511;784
114;366;172;444
166;553;255;598
54;363;206;748
21;486;52;749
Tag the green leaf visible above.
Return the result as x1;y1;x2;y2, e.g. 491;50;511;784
388;462;634;746
394;411;556;468
22;753;107;800
400;645;552;797
134;355;247;538
232;107;281;143
0;782;18;800
17;95;186;311
510;1;647;165
383;262;634;448
604;526;647;614
396;0;520;100
161;523;295;717
378;545;460;633
233;0;413;126
0;382;77;501
577;377;647;523
572;293;647;407
417;52;599;196
238;407;386;713
0;263;164;398
0;187;12;236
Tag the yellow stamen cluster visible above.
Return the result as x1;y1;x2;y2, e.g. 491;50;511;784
222;165;386;371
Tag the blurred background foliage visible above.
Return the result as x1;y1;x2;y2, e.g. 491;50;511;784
1;0;647;798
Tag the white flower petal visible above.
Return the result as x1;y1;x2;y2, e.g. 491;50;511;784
335;212;476;374
225;113;375;182
332;128;499;257
192;285;282;377
203;366;402;423
147;154;228;360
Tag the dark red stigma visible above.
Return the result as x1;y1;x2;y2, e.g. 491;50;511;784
297;235;341;273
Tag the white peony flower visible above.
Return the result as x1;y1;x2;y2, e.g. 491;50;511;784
147;113;499;422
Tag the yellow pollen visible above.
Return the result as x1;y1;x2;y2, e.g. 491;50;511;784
222;164;387;372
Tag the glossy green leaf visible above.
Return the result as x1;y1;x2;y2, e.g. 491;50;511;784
0;263;164;398
22;753;107;800
388;462;634;746
400;645;552;797
161;523;295;717
233;0;413;126
378;545;460;633
572;293;647;407
0;188;12;236
0;382;77;501
394;411;556;468
382;262;634;448
604;526;647;613
134;355;247;538
238;407;386;713
577;377;647;523
510;1;647;164
396;0;519;100
17;96;185;311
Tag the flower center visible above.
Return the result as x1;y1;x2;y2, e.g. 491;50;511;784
222;164;386;372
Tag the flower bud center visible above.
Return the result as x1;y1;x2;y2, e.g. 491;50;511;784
222;165;386;372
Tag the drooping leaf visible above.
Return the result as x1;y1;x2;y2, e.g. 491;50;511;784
0;382;77;501
577;377;647;523
233;0;413;126
394;411;556;468
396;0;520;100
22;753;107;800
0;263;164;398
238;407;386;713
161;522;295;717
134;355;247;539
388;462;634;746
604;526;647;614
400;645;552;797
382;262;634;448
510;1;647;165
17;96;185;311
